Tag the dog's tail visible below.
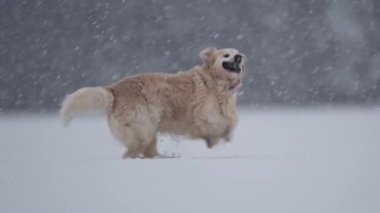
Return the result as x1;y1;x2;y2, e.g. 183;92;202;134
60;87;113;126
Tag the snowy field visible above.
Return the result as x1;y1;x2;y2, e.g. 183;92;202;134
0;107;379;213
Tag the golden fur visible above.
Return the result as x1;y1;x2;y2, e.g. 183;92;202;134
60;47;246;158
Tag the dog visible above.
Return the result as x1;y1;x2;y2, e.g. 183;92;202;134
60;47;246;158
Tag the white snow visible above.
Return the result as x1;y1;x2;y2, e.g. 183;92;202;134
0;108;379;213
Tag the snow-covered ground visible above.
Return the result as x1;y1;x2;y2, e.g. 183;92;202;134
0;107;379;213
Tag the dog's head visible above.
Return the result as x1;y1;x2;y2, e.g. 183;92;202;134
200;47;246;90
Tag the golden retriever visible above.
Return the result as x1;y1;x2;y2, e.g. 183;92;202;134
60;47;246;158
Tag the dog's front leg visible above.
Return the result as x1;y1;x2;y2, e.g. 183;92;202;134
222;122;236;142
204;137;220;149
223;130;233;142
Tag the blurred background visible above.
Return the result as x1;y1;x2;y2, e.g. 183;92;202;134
1;0;380;112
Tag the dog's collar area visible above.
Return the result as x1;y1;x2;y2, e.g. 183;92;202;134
194;71;214;89
227;80;241;91
195;68;240;93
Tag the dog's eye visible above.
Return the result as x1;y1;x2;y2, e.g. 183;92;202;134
223;54;230;58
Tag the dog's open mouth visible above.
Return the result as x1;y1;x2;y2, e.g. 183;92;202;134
222;54;243;73
222;62;241;73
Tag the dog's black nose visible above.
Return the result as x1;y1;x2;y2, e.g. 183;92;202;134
234;54;242;63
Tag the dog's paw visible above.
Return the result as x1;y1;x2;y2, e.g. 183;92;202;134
205;137;220;149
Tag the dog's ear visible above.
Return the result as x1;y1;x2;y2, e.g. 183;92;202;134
200;47;217;65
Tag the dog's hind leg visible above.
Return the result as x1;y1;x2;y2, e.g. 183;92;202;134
123;142;141;159
122;122;156;159
142;133;159;158
113;124;141;159
108;113;158;159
